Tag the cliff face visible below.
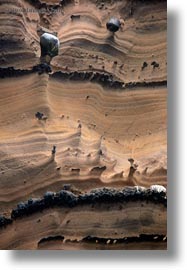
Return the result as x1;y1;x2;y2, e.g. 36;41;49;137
0;0;167;249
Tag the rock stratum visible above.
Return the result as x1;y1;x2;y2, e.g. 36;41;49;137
0;0;167;249
0;186;167;250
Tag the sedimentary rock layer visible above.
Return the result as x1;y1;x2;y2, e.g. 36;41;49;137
0;0;167;84
0;0;167;249
0;187;167;250
0;71;166;209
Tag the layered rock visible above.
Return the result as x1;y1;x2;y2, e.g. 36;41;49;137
0;0;167;249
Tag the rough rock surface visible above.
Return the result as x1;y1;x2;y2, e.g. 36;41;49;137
0;0;167;249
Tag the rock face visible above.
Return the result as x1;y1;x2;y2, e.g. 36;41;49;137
0;0;167;250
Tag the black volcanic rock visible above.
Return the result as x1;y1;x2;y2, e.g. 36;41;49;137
10;186;167;220
106;17;121;32
0;215;12;228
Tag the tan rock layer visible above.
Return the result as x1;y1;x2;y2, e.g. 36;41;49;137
1;0;167;85
0;72;166;208
0;201;166;250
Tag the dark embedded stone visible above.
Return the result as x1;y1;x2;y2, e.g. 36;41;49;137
0;215;12;228
142;61;148;70
32;63;52;74
17;202;26;210
51;145;56;155
35;112;44;120
106;17;121;32
63;184;72;191
151;61;159;68
40;33;59;58
56;190;77;207
44;191;55;200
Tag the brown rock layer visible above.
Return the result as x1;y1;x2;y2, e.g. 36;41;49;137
0;0;167;249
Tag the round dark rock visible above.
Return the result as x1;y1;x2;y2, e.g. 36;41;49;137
106;17;121;32
40;33;59;58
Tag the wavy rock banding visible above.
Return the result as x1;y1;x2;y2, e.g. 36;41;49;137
0;0;167;249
